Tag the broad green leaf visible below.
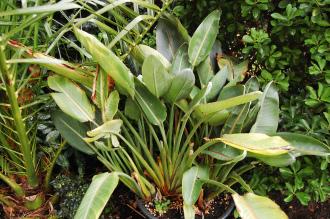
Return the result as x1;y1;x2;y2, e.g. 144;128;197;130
52;111;94;155
196;56;214;85
233;193;288;219
251;82;279;134
195;91;262;117
189;83;212;110
74;28;135;97
124;97;141;121
160;12;190;42
165;68;195;103
188;10;221;66
156;16;186;61
202;110;229;126
218;85;245;101
204;143;246;161
131;44;171;69
217;133;292;156
74;172;119;219
142;55;172;97
0;0;80;16
171;44;191;75
48;75;95;122
105;91;119;121
276;132;330;156
135;80;167;125
182;166;209;219
87;120;122;137
94;69;109;109
206;66;228;101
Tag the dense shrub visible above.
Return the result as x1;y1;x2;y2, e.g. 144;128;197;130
172;0;330;204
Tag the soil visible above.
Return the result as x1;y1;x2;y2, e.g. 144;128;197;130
270;192;330;219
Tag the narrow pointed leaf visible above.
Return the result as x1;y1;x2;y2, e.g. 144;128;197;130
195;91;262;117
188;10;220;66
74;172;119;219
233;193;288;219
74;28;135;97
48;75;95;122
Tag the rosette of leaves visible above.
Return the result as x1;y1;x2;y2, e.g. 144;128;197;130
46;10;329;219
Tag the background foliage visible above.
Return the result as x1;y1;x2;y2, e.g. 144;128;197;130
172;0;330;204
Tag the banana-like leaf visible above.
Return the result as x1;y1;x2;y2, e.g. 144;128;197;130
217;133;292;156
131;44;171;69
195;91;262;117
276;132;330;156
52;111;94;155
48;75;95;122
233;193;288;219
249;153;296;167
251;82;279;134
203;143;246;161
182;166;209;219
142;55;172;97
74;172;119;219
188;10;220;66
87;120;122;137
124;97;141;121
0;0;80;16
170;44;191;75
135;79;167;125
156;15;187;61
196;56;214;85
165;68;195;103
206;66;228;101
74;28;135;97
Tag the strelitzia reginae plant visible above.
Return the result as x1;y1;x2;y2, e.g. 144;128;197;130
47;9;329;219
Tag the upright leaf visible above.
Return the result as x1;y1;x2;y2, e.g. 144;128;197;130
131;44;171;69
105;90;119;121
188;10;221;66
233;193;288;219
74;173;119;219
48;75;95;122
165;68;195;103
182;166;209;219
74;28;135;97
206;66;228;101
52;111;94;155
171;44;191;75
196;56;214;85
251;82;279;134
156;16;186;61
142;55;172;97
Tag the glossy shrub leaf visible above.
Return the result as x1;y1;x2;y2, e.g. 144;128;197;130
52;111;94;155
74;28;135;97
233;193;288;219
156;16;186;61
182;166;209;219
276;132;330;156
217;133;291;156
165;68;195;103
251;82;279;134
142;55;172;97
74;172;119;219
48;75;95;122
171;44;191;75
188;10;221;66
195;91;262;117
135;80;167;125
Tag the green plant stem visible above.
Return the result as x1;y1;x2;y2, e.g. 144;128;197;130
0;41;38;187
44;141;66;190
200;179;236;194
0;172;24;197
